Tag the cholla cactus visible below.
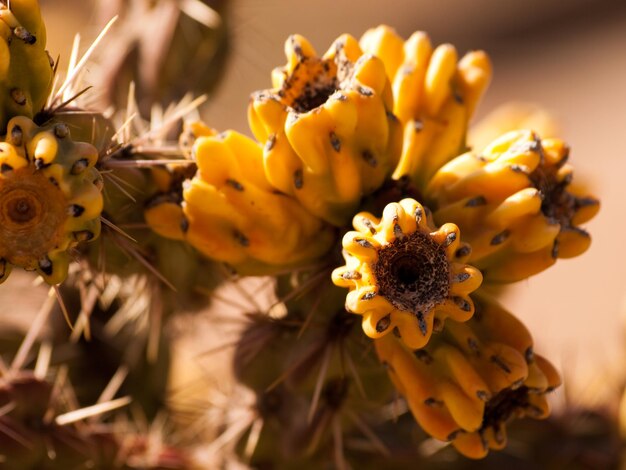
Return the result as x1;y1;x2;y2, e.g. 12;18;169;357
94;0;228;115
0;2;609;469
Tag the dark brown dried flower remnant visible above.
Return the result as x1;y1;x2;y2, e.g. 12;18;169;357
428;130;599;282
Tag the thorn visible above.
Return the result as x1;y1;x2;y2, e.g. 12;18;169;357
101;216;137;243
243;418;264;461
10;288;56;375
307;345;333;424
52;16;119;106
297;293;323;339
332;416;348;470
34;341;52;380
49;86;93;114
55;396;132;426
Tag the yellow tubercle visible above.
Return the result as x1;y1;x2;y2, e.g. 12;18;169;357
332;198;482;349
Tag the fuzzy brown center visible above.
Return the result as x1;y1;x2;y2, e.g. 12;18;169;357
279;58;340;113
292;76;338;113
373;231;450;314
7;195;38;223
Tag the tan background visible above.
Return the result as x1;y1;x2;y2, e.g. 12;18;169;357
30;0;626;390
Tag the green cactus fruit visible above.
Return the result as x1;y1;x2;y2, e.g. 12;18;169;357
0;116;102;285
0;0;53;132
93;158;221;309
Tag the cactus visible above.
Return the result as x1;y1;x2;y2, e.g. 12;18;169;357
94;0;228;116
0;1;613;469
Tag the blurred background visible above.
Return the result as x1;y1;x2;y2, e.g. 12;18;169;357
9;0;626;398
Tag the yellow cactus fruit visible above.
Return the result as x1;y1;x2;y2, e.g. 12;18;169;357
375;295;561;459
0;116;102;284
0;0;53;131
427;129;599;282
469;102;561;152
332;198;482;349
145;130;335;274
360;25;492;191
248;33;402;226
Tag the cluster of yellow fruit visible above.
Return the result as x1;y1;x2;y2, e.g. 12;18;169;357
144;25;598;458
332;198;483;350
146;27;492;273
0;0;600;459
375;295;561;458
146;126;335;274
428;129;599;282
327;26;598;457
